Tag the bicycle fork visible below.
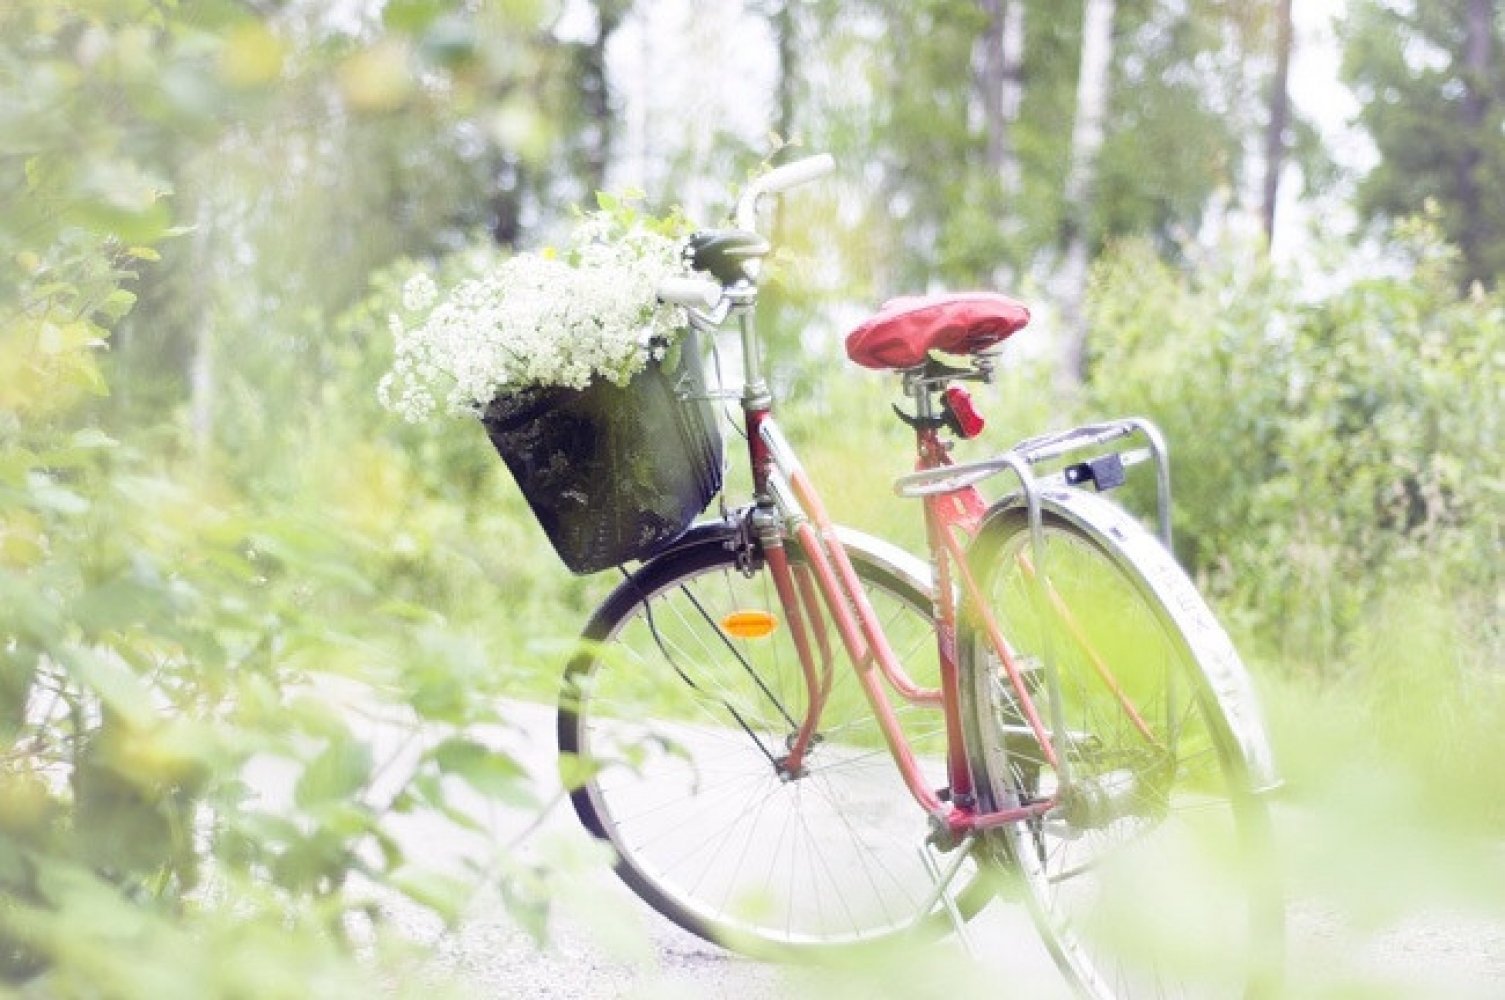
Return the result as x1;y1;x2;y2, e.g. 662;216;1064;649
755;530;833;779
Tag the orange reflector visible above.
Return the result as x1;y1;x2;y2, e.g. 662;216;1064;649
722;610;779;639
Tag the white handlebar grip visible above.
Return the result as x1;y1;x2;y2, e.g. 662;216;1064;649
759;153;836;196
656;276;723;312
736;153;836;230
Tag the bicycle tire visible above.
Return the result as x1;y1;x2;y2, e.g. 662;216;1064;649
958;488;1283;998
559;523;994;956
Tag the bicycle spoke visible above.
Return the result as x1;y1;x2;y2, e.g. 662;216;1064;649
566;541;969;951
962;501;1278;997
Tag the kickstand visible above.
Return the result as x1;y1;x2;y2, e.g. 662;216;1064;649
914;833;977;958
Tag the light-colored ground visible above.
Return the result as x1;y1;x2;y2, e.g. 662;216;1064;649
315;695;1505;998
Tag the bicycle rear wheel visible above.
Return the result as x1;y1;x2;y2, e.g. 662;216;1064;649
960;490;1282;998
559;525;991;956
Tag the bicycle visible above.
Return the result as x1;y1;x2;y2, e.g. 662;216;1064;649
555;155;1284;997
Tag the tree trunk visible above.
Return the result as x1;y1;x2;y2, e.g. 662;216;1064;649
976;0;1006;168
189;197;214;463
1001;0;1024;190
1261;0;1294;248
973;0;1024;195
774;0;797;144
770;0;799;241
580;1;630;195
1057;0;1115;391
1458;0;1494;285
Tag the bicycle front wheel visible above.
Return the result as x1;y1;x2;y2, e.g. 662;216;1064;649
559;525;991;956
960;489;1282;998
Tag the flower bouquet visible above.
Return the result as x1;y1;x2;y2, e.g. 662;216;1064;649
379;202;724;574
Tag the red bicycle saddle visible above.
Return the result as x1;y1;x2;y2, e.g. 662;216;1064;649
844;292;1030;370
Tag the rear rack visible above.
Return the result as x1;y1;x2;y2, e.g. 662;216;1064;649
892;417;1173;550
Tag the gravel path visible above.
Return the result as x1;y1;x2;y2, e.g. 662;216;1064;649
333;695;1505;998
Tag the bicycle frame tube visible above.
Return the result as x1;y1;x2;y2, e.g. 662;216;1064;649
759;420;944;707
750;408;1061;828
915;426;986;807
732;309;1057;833
760;540;833;774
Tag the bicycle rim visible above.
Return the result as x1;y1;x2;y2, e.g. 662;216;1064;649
559;532;990;955
962;495;1281;998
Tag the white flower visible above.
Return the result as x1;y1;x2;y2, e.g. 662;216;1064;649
401;272;437;313
377;212;690;422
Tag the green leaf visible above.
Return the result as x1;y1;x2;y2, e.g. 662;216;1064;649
65;199;173;245
97;289;137;322
272;827;351;892
556;752;599;792
218;21;285;88
407;772;489;834
286;696;352;741
72;354;111;397
61;648;156;731
315;800;376;839
418;14;478;68
497;865;550;945
432;738;534;805
0;448;40;485
294;739;373;809
72;576;173;637
36;440;107;469
390;866;472;925
229;809;302;848
384;0;447;32
372;827;405;872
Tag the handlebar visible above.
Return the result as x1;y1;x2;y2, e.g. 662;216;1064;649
656;276;724;312
734;153;835;231
659;153;834;309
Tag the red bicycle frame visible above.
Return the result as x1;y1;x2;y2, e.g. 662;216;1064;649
744;401;1058;839
705;156;1169;841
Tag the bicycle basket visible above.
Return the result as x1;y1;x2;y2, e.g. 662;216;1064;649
480;332;723;575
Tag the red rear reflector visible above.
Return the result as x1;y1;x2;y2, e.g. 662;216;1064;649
943;386;986;439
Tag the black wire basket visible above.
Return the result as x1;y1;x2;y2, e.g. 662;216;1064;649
481;333;723;575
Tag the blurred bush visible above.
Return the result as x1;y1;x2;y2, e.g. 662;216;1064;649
1087;221;1502;676
0;306;550;992
0;2;571;992
5;0;1504;990
1086;221;1505;839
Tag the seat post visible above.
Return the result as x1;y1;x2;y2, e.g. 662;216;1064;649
905;369;940;424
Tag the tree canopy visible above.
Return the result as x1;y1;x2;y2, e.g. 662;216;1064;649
1344;0;1505;286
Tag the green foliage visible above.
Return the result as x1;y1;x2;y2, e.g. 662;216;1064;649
0;0;596;992
0;395;550;989
1087;221;1503;678
1344;0;1505;285
793;0;1279;292
3;0;1501;991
